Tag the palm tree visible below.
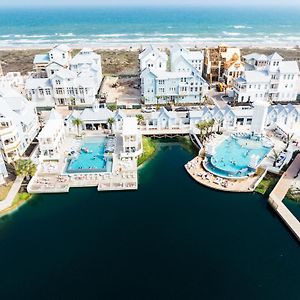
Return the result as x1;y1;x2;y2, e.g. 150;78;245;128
72;118;83;137
136;114;144;125
272;149;279;167
208;119;215;134
107;117;115;132
285;133;294;150
15;159;36;180
196;121;206;142
215;118;223;134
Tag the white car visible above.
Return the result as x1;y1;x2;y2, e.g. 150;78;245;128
142;107;156;113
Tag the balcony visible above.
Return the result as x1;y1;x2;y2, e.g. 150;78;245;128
0;126;14;135
3;140;20;152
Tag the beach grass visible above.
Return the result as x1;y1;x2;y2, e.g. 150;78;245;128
138;137;158;166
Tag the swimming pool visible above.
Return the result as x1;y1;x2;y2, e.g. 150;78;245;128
66;138;113;173
204;134;272;178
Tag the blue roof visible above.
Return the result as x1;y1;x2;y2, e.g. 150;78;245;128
33;54;50;64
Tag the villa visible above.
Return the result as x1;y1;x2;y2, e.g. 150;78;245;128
0;85;40;163
170;45;204;74
139;45;168;72
233;52;300;103
25;45;103;108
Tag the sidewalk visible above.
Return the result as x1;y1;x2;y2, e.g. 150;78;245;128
0;176;24;211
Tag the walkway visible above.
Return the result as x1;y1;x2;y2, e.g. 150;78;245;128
0;176;24;211
269;154;300;242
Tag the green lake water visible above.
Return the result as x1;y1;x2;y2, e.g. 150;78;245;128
0;141;299;299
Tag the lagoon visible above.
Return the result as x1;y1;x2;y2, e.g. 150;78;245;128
0;141;299;299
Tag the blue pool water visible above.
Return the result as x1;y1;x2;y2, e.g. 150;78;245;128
66;138;112;173
205;135;272;178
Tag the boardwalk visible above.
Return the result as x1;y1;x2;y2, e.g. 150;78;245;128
269;154;300;242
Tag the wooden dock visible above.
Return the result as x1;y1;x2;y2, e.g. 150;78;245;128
269;154;300;242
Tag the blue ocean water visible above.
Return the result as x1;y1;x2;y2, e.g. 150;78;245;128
0;7;300;47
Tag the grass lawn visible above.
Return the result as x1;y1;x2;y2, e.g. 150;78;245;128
138;137;158;166
255;173;280;196
12;192;31;206
0;181;13;201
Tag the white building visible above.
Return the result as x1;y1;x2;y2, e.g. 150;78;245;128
139;45;168;72
33;44;72;72
170;45;204;74
0;72;25;93
0;85;40;163
120;117;142;158
26;45;102;108
37;109;65;161
0;152;8;185
67;103;114;131
141;68;208;105
233;52;299;103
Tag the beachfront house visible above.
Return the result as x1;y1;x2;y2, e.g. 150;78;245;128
0;85;40;163
26;45;103;108
37;109;66;161
139;45;168;72
33;44;72;72
140;68;208;105
233;52;300;103
170;45;204;74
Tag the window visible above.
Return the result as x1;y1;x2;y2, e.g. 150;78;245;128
56;80;61;85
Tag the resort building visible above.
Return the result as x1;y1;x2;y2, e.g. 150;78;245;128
67;103;114;131
170;45;204;74
139;45;168;72
233;52;300;103
37;109;66;161
203;45;242;83
25;45;103;108
0;85;40;163
0;152;8;185
119;117;142;158
140;67;208;105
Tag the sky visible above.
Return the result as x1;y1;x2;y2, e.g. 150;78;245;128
1;0;300;7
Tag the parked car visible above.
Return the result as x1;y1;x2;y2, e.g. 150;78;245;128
175;106;189;112
142;107;156;113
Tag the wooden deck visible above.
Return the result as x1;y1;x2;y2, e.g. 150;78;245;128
269;154;300;242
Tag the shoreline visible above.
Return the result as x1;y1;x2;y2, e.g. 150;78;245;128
0;42;300;51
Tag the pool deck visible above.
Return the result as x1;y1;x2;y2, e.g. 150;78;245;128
28;133;138;193
269;154;300;242
185;156;262;193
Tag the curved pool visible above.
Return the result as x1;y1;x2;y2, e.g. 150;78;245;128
204;134;272;178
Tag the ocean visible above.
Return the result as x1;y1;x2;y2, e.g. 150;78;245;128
0;7;300;48
0;141;299;299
